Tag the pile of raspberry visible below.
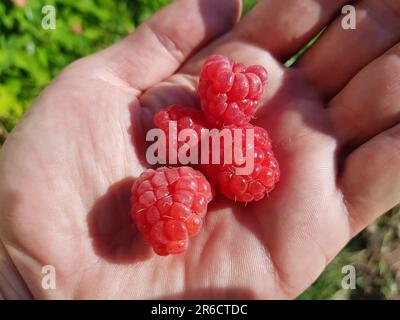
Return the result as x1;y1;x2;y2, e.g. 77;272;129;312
131;55;280;255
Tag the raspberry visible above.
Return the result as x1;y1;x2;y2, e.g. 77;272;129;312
153;105;209;165
198;54;268;127
130;166;213;255
201;123;280;203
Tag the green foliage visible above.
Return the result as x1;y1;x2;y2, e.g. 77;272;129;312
1;0;137;131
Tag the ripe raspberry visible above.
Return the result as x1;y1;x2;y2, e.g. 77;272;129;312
201;123;280;203
131;166;213;255
153;105;209;165
198;54;268;127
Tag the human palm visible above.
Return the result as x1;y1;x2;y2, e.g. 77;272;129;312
1;0;399;299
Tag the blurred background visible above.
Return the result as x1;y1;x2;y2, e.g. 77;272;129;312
1;0;399;299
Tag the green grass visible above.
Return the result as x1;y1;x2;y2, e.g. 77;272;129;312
0;0;138;131
1;0;399;300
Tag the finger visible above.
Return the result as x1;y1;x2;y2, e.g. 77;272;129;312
91;0;241;91
329;42;400;147
297;0;400;97
179;0;349;103
227;0;349;61
340;123;400;235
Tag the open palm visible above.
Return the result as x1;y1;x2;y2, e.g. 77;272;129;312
1;0;399;299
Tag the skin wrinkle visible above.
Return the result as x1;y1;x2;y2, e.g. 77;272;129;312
255;244;286;298
195;214;227;287
144;23;186;68
340;123;400;234
266;199;330;297
386;130;400;164
315;167;351;259
95;65;142;94
103;55;145;93
117;115;130;176
138;74;200;118
342;192;372;237
2;242;45;298
328;48;400;147
194;212;275;298
254;222;293;299
81;88;131;186
336;189;359;236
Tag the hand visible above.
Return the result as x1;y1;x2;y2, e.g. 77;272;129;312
1;0;399;299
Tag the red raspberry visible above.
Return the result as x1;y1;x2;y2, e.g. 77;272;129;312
131;166;213;255
153;105;209;165
201;123;280;203
198;54;268;127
